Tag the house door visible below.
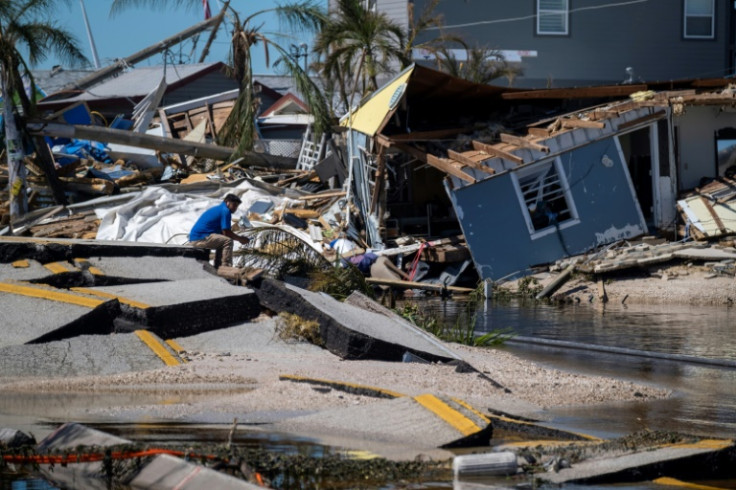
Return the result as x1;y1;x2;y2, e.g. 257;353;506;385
619;126;654;226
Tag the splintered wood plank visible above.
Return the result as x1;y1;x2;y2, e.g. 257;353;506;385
447;150;495;175
561;118;606;129
527;127;551;138
426;154;476;183
499;133;550;153
471;140;523;165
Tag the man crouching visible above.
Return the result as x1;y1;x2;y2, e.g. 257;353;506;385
189;193;250;268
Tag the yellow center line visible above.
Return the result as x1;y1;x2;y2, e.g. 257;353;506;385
135;330;180;366
0;282;105;309
413;394;482;436
654;477;729;490
165;339;188;363
44;262;77;274
11;260;29;268
70;287;150;309
450;397;491;424
74;258;105;276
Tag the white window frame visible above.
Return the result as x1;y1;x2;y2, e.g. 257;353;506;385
684;0;714;39
361;0;377;12
512;157;580;239
537;0;569;36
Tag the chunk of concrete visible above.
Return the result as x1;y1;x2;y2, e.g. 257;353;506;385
255;279;460;362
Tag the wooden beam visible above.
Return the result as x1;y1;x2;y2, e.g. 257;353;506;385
471;140;523;165
447;149;495;175
502;84;648;100
527;127;551;138
426;154;476;183
561;118;606;129
365;277;473;294
499;133;550;153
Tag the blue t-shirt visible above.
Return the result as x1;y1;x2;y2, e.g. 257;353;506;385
189;201;232;241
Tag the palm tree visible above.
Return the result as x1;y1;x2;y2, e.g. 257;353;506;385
1;0;87;226
404;0;466;68
313;0;407;112
435;45;522;86
110;0;331;159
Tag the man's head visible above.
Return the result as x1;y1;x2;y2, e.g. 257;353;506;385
224;193;242;212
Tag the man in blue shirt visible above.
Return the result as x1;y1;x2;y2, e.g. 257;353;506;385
189;193;250;268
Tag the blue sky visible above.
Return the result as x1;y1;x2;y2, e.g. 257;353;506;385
38;0;325;74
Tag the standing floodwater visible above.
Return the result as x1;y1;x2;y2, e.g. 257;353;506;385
418;298;736;440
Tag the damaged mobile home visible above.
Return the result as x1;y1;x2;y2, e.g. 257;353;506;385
342;64;736;281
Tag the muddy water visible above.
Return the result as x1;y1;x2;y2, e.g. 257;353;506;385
425;298;736;440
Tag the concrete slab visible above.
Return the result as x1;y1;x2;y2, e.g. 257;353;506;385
255;279;461;362
0;259;53;281
274;393;492;451
129;453;262;489
80;255;216;282
77;278;261;338
0;236;208;264
173;317;326;355
0;331;183;379
0;281;119;347
536;439;736;485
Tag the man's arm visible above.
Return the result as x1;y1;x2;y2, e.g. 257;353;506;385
222;228;250;245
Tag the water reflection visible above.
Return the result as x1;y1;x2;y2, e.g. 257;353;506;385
414;297;736;440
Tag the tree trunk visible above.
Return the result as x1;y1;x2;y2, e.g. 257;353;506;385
2;72;28;228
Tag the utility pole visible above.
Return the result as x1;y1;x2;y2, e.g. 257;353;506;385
79;0;101;69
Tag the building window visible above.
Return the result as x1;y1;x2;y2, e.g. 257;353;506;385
684;0;714;39
537;0;569;35
514;159;578;236
361;0;377;12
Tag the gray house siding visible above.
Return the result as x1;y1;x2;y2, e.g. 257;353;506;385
450;137;646;280
412;0;731;87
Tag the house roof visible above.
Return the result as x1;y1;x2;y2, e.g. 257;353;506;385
39;62;230;104
31;67;95;97
342;64;522;137
260;93;309;117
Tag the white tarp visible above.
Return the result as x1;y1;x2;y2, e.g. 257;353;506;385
95;181;301;248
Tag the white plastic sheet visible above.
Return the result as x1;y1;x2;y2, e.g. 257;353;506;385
95;181;298;247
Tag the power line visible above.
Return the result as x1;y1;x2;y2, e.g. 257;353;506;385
427;0;651;31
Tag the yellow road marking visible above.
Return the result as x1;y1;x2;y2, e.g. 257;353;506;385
135;330;180;366
413;394;482;436
44;261;77;274
279;374;406;399
0;281;104;309
451;397;491;424
11;260;29;268
74;258;104;275
165;339;188;363
70;287;150;309
669;439;733;450
654;477;728;489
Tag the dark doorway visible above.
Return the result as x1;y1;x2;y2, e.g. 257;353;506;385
619;127;654;225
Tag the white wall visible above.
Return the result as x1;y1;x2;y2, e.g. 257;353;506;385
674;106;736;191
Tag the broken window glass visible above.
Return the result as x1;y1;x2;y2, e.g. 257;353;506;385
517;160;575;233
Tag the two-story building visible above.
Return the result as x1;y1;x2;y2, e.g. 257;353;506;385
331;0;735;88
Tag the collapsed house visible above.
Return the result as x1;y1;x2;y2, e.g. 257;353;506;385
342;65;736;282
